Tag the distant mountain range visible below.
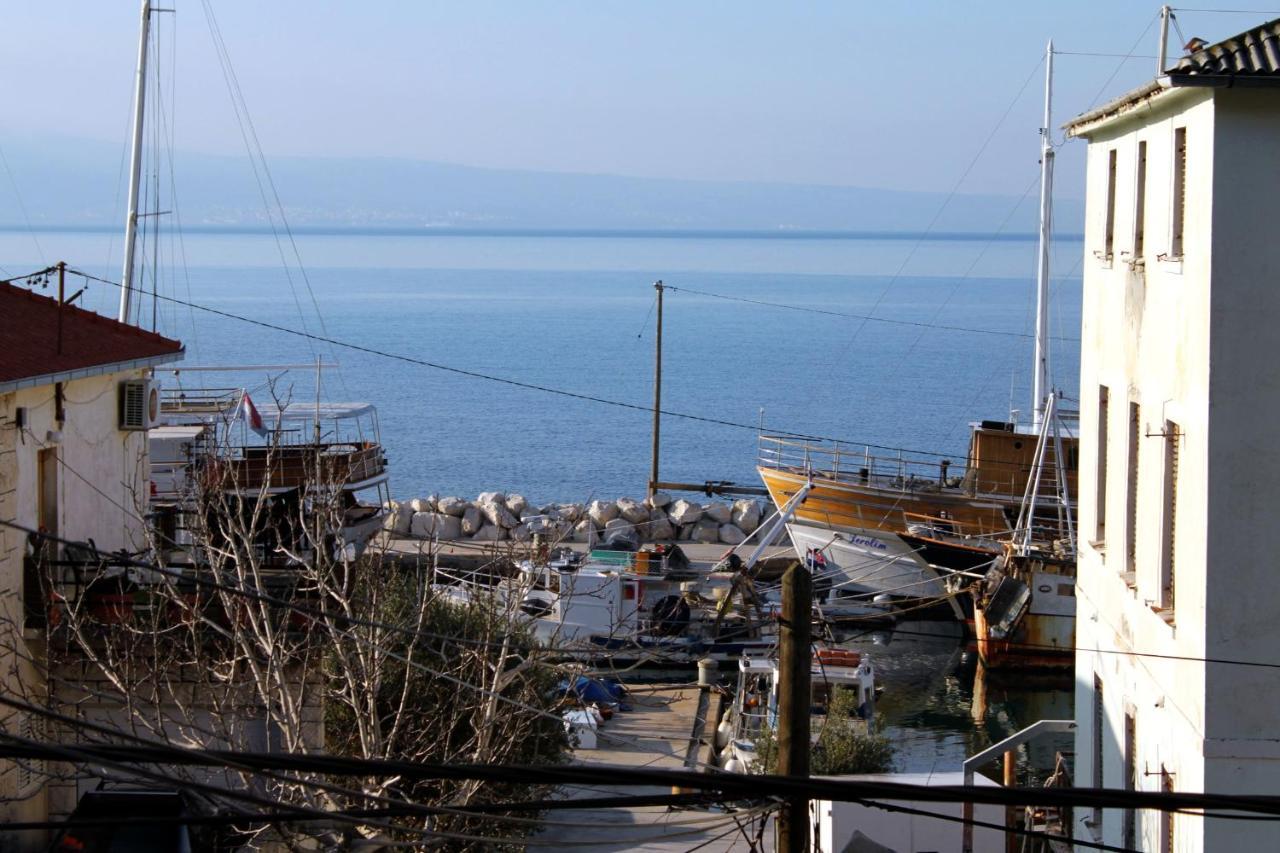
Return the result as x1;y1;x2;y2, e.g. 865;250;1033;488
2;134;1083;234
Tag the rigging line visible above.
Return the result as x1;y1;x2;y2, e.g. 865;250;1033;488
828;51;1048;367
635;291;658;340
1172;6;1280;12
0;140;46;266
196;0;317;364
199;0;349;398
1087;11;1162;110
665;274;1081;342
1056;50;1160;58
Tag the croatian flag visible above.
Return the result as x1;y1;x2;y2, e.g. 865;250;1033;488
235;392;269;437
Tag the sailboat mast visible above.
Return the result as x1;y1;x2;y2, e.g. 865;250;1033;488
1031;40;1054;433
118;0;152;325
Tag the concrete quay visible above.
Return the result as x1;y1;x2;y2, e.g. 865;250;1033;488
524;684;774;851
375;534;799;581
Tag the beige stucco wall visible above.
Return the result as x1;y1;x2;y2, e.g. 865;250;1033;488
0;368;152;849
1074;85;1280;852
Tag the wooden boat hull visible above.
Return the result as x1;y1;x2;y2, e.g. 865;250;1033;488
758;466;1014;538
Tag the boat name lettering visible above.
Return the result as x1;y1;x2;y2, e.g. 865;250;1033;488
849;534;888;551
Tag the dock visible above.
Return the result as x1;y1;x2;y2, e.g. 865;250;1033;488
376;534;799;580
524;684;774;851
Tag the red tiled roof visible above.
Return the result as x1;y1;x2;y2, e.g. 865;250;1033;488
0;279;184;387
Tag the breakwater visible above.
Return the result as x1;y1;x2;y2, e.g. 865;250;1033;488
384;491;767;546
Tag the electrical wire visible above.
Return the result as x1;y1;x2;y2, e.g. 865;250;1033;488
664;277;1081;342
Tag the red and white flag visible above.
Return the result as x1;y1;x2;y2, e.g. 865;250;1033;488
235;391;269;437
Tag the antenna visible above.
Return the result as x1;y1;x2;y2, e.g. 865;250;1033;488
1157;5;1173;74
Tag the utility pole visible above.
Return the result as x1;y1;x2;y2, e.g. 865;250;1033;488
776;565;812;853
56;261;66;356
648;280;664;499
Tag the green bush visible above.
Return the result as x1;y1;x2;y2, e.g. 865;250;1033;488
752;685;894;776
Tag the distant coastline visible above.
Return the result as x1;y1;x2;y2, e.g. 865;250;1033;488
0;223;1084;243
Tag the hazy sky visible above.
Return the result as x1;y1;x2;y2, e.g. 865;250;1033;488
0;2;1257;200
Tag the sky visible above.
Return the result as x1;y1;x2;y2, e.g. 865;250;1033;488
0;2;1262;201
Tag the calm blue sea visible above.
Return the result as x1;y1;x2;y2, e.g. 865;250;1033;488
3;226;1083;771
3;228;1082;505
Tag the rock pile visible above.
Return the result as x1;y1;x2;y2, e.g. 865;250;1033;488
383;491;767;546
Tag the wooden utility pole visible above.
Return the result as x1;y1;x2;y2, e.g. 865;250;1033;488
56;262;66;355
648;280;664;499
776;565;812;852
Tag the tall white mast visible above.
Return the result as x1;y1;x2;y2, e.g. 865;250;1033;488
1031;40;1054;433
118;0;152;325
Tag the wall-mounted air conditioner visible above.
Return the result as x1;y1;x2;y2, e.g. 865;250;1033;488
119;379;160;431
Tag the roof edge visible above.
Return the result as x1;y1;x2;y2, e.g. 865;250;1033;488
0;350;185;396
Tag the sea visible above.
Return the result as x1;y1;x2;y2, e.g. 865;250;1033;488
3;226;1081;775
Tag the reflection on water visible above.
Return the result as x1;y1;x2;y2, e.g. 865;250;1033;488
838;620;1074;781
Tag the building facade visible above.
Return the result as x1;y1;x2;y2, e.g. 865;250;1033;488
1067;19;1280;852
0;277;184;847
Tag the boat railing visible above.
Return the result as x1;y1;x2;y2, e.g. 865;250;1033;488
758;434;970;492
160;387;242;415
901;511;1012;543
210;442;387;490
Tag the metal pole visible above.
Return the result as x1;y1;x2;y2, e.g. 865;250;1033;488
1157;5;1172;74
119;0;152;325
1031;40;1054;433
56;262;66;355
649;280;664;498
776;565;812;853
1004;750;1018;853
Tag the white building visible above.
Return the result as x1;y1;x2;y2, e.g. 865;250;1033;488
1066;18;1280;852
0;275;183;846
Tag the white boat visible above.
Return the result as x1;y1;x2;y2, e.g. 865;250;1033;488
716;648;877;773
439;547;778;665
783;521;967;621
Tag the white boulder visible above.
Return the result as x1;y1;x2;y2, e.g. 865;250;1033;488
409;496;436;513
646;491;673;509
506;493;529;515
556;503;584;523
471;523;508;541
461;506;484;536
648;516;675;541
480;501;519;529
603;518;634;538
732;499;762;534
411;512;462;540
510;523;532;542
718;523;747;545
588;500;619;526
703;502;732;524
477;491;506;507
523;515;556;534
616;497;649;524
571;519;596;543
692;518;721;544
384;502;413;535
437;497;469;517
667;499;703;526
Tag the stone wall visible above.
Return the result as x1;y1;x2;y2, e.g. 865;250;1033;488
384;491;767;546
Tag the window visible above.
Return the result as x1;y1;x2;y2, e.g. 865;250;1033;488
1096;386;1110;544
1134;141;1148;258
38;447;58;536
1161;768;1176;853
1093;676;1105;829
1171;127;1187;257
1162;421;1180;615
1123;708;1137;849
1126;403;1141;579
1104;148;1118;258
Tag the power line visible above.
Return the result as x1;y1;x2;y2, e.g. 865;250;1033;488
664;283;1081;343
5;736;1280;819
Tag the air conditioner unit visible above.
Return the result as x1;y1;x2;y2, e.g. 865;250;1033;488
119;379;160;431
